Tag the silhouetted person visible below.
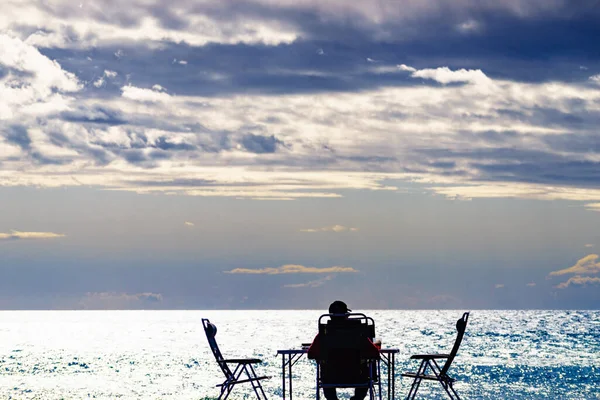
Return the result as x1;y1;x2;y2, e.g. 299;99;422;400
308;301;380;400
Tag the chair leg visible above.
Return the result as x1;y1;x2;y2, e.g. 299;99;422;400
405;360;428;400
440;380;460;400
316;363;320;400
377;359;382;400
218;382;234;400
246;364;268;400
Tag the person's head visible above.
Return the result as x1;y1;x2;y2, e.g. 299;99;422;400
328;300;351;318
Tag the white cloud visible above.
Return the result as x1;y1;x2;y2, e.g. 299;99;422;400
93;70;118;88
300;225;359;233
400;64;491;85
556;276;600;289
457;19;480;33
585;203;600;212
398;64;416;72
0;1;298;48
184;221;194;226
526;282;536;287
224;264;358;274
589;74;600;84
121;85;172;102
0;34;81;120
0;230;66;240
549;254;600;277
585;244;594;248
495;284;505;289
2;56;600;202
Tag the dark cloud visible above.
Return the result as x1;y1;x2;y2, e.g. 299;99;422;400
37;3;600;98
60;106;127;125
4;125;32;150
153;136;196;151
543;134;600;154
416;146;600;188
240;133;283;153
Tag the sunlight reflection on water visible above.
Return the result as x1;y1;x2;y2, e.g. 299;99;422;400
0;310;598;399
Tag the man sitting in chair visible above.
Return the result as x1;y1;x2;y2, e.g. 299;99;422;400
308;300;380;400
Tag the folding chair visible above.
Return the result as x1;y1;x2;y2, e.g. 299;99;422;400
201;318;270;400
402;312;470;400
315;313;381;400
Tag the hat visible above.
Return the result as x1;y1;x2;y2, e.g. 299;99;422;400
329;300;352;314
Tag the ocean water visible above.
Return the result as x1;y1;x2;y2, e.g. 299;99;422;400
0;310;599;399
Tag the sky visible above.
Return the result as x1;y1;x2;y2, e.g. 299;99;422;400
1;0;600;310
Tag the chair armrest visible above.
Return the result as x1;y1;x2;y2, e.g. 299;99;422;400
410;353;450;360
221;358;262;364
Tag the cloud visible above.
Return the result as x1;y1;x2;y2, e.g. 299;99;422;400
0;34;81;120
495;284;505;289
457;19;480;33
283;275;334;288
3;73;600;201
585;244;594;248
526;282;536;287
585;203;600;212
590;75;600;84
549;254;600;277
184;221;194;226
0;231;66;240
2;2;600;203
79;292;163;309
300;225;359;233
93;70;118;88
556;276;600;289
121;85;172;102
399;64;491;85
224;264;358;274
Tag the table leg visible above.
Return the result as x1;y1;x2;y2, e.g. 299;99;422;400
391;353;395;400
387;355;391;400
282;354;286;400
288;354;293;400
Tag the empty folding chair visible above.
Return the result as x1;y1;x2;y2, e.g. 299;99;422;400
402;312;470;400
202;318;270;400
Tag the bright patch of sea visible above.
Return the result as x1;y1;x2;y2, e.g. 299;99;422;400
0;310;598;399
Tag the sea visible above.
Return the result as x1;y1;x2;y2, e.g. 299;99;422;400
0;310;598;399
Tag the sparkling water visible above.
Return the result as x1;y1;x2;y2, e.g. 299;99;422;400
1;310;598;399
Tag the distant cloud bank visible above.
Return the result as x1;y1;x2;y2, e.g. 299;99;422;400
2;1;600;203
224;264;358;274
79;292;163;309
549;254;600;289
0;231;66;240
300;225;359;233
283;275;334;288
549;254;600;277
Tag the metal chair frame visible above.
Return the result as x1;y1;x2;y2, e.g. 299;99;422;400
315;313;382;400
402;312;470;400
202;318;270;400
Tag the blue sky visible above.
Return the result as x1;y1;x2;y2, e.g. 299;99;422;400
1;0;600;309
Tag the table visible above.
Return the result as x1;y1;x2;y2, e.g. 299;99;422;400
277;348;399;400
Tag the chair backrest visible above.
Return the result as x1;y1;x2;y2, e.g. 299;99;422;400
318;313;376;384
202;318;234;380
440;312;470;376
318;313;375;339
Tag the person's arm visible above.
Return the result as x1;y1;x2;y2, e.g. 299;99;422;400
364;338;381;359
307;334;321;360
